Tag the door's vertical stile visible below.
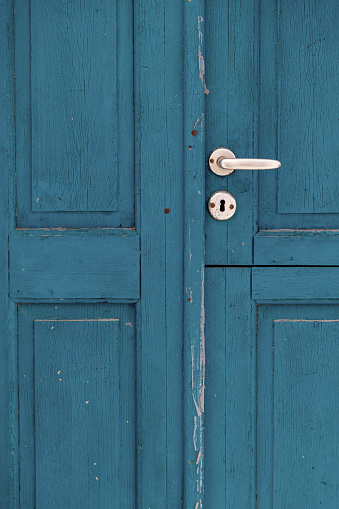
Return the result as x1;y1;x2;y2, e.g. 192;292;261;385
135;0;185;506
163;1;185;503
205;0;259;265
205;269;256;506
183;1;206;507
259;0;278;229
0;1;17;506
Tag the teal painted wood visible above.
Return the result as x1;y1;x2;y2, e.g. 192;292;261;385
34;319;132;507
273;320;339;507
10;229;140;302
15;0;134;226
18;304;135;507
205;0;259;265
259;0;339;229
183;1;206;506
135;0;185;505
0;2;17;506
31;0;119;212
254;230;339;265
257;304;339;507
204;272;339;508
205;268;256;507
252;267;339;301
276;1;339;214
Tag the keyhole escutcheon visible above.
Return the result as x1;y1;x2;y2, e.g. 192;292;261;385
208;191;237;221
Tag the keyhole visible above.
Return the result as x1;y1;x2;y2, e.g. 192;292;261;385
220;199;225;212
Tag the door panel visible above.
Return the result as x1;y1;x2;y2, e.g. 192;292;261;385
15;0;134;227
18;304;136;507
9;229;140;302
259;0;339;228
205;268;339;507
206;0;339;265
31;0;120;212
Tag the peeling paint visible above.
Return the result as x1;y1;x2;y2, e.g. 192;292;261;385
193;416;198;451
198;16;210;95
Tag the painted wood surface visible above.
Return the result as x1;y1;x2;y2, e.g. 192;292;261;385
206;270;339;508
183;2;206;507
205;268;255;507
15;0;134;227
206;0;339;265
254;230;339;265
276;1;339;214
135;0;185;505
10;229;140;302
259;0;339;230
31;0;119;212
252;267;339;301
0;2;17;506
205;0;259;265
257;304;339;508
34;319;134;507
18;304;135;508
273;320;339;507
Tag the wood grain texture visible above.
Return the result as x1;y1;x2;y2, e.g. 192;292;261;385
134;0;185;505
10;229;140;302
18;304;135;508
0;2;17;506
183;2;206;506
254;230;339;265
257;303;339;507
259;0;339;229
252;267;339;301
273;320;339;507
205;268;256;507
277;0;339;214
15;0;134;226
205;0;259;265
31;0;118;212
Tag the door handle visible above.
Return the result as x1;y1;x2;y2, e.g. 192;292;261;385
209;148;281;176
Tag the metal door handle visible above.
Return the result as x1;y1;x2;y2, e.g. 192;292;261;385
209;148;281;176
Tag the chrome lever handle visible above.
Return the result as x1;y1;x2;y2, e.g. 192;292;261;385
209;148;281;176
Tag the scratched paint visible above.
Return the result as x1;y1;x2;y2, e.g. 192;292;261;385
184;2;205;506
198;16;209;95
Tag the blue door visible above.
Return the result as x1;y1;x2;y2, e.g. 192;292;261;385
204;0;339;507
1;0;338;508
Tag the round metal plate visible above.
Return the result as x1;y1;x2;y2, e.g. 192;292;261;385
208;191;237;221
208;148;236;176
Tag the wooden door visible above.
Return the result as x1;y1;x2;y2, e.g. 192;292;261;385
205;0;339;507
1;1;205;507
2;1;338;508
